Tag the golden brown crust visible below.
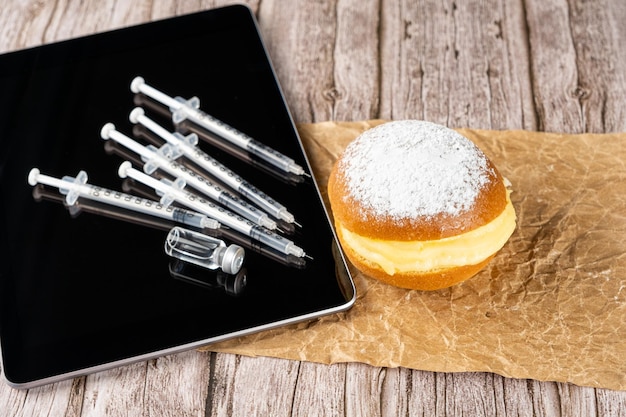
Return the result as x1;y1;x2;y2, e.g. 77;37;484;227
328;155;508;241
327;121;512;290
336;222;495;290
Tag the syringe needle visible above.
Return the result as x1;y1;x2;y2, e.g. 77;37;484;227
118;162;307;258
129;107;298;225
130;76;307;177
27;168;220;230
100;123;278;231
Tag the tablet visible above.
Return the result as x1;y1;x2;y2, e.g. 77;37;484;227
0;4;355;389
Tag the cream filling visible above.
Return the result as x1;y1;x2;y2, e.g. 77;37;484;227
339;194;516;275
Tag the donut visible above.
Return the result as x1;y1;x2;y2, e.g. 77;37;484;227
328;120;516;291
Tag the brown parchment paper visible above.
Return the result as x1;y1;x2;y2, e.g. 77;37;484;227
202;120;626;391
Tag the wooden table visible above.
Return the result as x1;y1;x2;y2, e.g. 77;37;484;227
2;1;626;415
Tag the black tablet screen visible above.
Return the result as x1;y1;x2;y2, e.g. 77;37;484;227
0;5;354;387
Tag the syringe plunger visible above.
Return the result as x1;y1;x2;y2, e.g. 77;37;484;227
130;76;307;176
28;167;220;230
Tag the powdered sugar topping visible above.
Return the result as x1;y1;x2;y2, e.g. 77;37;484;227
339;120;493;219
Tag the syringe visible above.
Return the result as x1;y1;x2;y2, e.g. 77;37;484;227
100;123;278;231
130;76;307;177
27;168;220;230
118;162;307;258
129;107;297;224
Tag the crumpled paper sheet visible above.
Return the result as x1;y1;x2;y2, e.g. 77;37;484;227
202;120;626;391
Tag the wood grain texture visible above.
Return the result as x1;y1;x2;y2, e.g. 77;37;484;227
525;0;626;133
378;0;538;130
1;0;626;416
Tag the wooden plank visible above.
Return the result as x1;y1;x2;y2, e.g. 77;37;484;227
330;0;381;121
258;0;380;122
290;362;347;416
344;363;387;416
258;0;340;122
520;0;626;133
80;362;148;416
0;1;57;53
0;378;77;416
143;352;212;417
523;0;584;133
496;377;535;417
381;368;437;415
596;388;626;417
206;354;300;416
150;0;260;19
379;0;536;130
